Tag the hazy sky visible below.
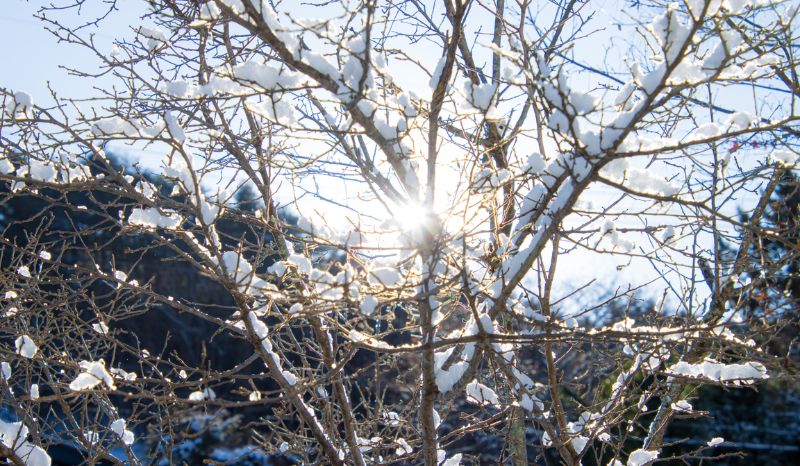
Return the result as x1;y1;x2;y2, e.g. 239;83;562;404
2;0;762;312
0;0;689;307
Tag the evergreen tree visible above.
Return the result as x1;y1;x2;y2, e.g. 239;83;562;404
740;170;800;320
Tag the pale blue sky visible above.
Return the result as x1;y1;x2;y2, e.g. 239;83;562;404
0;1;142;102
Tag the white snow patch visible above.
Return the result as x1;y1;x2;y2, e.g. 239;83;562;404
395;438;413;455
439;451;462;466
429;55;447;89
0;157;13;174
233;61;299;90
165;111;186;144
667;359;768;383
707;436;724;447
282;370;298;386
527;152;546;174
465;380;500;407
128;207;182;229
69;360;116;391
19;160;58;183
92;117;139;137
92;322;110;335
287;254;312;275
110;367;137;382
435;359;467;393
110;419;135;445
627;449;659;466
465;82;498;111
0;420;51;466
726;112;758;130
623;168;679;196
12;91;34;114
571;436;589;454
368;267;403;287
138;26;168;51
770;149;798;167
14;335;37;358
188;387;217;401
360;294;379;315
671;400;693;412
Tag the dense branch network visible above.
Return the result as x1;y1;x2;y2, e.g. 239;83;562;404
0;0;798;465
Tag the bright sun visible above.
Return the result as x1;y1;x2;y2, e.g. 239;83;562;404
391;200;430;232
387;200;443;246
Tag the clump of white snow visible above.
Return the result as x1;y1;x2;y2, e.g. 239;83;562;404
0;420;52;466
110;367;138;382
435;356;468;393
14;335;37;359
282;370;298;386
16;160;57;183
164;111;186;143
428;56;447;89
770;149;798;167
0;157;14;174
627;448;659;466
188;387;217;401
464;82;498;112
12;91;34;114
624;168;679;196
91;117;140;137
138;26;168;51
92;322;110;335
671;400;693;412
110;419;135;445
667;359;768;383
395;438;413;455
368;267;403;287
726;112;758;130
69;360;116;391
128;207;182;229
465;380;500;407
438;450;462;466
360;295;379;315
